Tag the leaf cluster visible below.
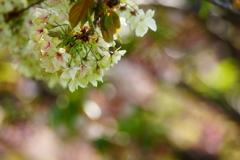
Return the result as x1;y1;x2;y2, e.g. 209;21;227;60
69;0;121;43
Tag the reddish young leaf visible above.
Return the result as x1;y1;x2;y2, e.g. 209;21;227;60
69;0;93;29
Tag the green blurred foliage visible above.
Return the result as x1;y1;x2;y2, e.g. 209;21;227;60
2;0;240;160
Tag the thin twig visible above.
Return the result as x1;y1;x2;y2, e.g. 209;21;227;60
205;0;240;15
5;0;44;22
18;0;44;13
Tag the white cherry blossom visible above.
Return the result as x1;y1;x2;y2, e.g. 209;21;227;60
128;9;157;37
0;0;157;92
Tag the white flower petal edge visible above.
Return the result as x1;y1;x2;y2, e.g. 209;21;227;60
128;9;157;37
145;18;157;31
135;22;148;37
145;10;155;18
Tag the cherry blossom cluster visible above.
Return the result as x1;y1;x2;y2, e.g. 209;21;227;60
0;0;157;92
0;0;27;48
0;0;44;79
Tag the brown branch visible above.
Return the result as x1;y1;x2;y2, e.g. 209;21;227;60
19;0;44;13
5;0;44;22
205;0;240;15
93;0;103;27
178;82;240;125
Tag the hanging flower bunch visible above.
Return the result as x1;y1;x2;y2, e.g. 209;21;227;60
0;0;157;92
0;0;45;80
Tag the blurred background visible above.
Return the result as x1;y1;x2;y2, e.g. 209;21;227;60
1;0;240;159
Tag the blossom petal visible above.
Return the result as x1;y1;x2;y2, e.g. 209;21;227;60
120;17;127;26
61;70;71;80
59;79;69;88
137;9;145;16
145;9;155;18
145;18;157;31
118;50;126;56
48;73;59;88
135;23;148;37
69;69;78;80
69;79;79;92
79;79;88;88
128;16;140;30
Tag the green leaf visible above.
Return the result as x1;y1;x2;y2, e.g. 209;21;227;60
101;15;113;42
103;14;113;30
101;27;114;42
111;11;120;33
100;11;121;42
69;0;93;29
